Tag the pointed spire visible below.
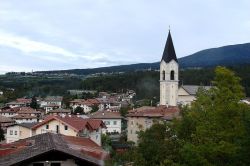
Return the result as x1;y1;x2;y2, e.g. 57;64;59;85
161;30;178;63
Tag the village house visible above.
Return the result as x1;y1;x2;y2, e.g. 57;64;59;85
6;101;26;108
47;108;71;116
0;115;15;133
9;107;42;124
127;106;179;143
6;98;31;108
40;96;63;113
0;107;19;117
96;98;122;111
12;114;39;124
6;123;37;143
0;133;109;166
89;110;123;134
31;115;106;146
17;107;42;117
70;99;101;113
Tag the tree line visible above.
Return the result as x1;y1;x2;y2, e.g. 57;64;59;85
106;66;250;166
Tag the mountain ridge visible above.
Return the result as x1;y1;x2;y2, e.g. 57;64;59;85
35;42;250;75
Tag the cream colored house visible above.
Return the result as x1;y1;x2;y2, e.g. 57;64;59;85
32;115;106;146
6;123;37;143
127;106;179;144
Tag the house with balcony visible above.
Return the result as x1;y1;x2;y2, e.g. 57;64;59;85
89;110;123;134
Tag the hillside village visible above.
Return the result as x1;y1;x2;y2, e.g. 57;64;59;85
1;32;250;166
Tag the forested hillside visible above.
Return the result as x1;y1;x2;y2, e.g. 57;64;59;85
82;65;250;98
1;65;250;104
35;43;250;75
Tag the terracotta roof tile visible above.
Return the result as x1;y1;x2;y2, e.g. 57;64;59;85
32;115;105;131
127;106;180;120
0;133;109;165
0;116;14;123
89;110;123;119
12;114;38;119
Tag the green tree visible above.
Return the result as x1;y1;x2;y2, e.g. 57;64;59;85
112;67;250;166
176;66;249;165
30;96;38;109
74;106;85;115
90;105;99;113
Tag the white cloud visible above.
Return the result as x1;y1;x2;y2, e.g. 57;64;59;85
0;31;80;58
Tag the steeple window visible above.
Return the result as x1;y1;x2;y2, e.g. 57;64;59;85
170;70;175;80
162;71;165;80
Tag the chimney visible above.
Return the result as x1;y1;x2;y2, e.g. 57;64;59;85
102;112;104;116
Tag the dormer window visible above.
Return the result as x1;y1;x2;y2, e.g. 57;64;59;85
170;70;174;80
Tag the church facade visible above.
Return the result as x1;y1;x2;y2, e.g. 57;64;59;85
160;31;179;106
160;31;211;106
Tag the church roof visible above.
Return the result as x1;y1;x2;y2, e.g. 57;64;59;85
181;85;212;95
161;31;178;63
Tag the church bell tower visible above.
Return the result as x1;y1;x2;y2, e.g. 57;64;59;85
160;30;179;106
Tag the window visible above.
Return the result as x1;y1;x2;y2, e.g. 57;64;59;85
162;70;165;80
10;130;13;135
130;130;133;134
33;163;44;166
46;125;49;129
96;135;98;140
131;120;134;125
19;131;22;136
15;131;17;135
113;121;117;125
170;70;175;80
105;121;110;125
64;125;68;130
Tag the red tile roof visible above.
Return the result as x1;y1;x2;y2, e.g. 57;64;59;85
89;110;123;119
16;98;31;103
32;115;106;131
70;99;100;106
127;106;180;120
0;133;109;165
12;114;38;119
17;107;41;114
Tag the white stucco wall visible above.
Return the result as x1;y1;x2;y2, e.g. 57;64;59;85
160;60;179;106
102;119;121;133
6;125;32;143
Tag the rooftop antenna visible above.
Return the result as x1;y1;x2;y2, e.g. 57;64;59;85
169;25;171;32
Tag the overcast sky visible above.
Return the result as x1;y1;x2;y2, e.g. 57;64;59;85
0;0;250;73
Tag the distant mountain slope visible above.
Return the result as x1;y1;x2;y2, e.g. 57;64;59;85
179;43;250;68
36;43;250;75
